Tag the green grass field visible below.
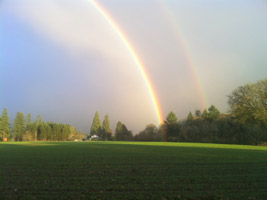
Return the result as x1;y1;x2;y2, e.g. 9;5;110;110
1;141;267;200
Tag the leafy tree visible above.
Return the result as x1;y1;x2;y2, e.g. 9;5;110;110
62;124;71;141
115;121;132;141
47;123;70;141
13;112;26;141
68;126;84;141
164;112;180;141
202;109;209;119
0;108;11;140
228;79;267;127
90;111;102;136
102;114;111;140
134;124;163;141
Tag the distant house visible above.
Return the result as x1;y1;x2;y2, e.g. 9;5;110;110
82;135;100;141
90;135;100;141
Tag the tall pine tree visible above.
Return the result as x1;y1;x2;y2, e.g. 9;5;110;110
207;105;220;121
36;115;42;124
14;112;26;141
187;111;194;122
102;114;111;140
26;113;32;126
90;111;101;136
164;112;180;141
0;108;11;141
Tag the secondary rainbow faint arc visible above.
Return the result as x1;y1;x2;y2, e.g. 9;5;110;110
159;1;208;110
89;0;164;125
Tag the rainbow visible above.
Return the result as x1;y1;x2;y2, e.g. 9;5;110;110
159;1;208;110
89;0;164;125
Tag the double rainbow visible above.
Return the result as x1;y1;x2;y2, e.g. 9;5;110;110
89;0;208;126
90;0;165;125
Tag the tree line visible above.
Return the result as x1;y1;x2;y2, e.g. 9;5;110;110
89;79;267;145
134;79;267;145
0;112;83;141
89;112;133;141
1;79;266;144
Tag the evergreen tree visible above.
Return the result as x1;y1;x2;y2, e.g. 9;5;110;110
187;111;194;122
201;106;220;122
207;105;220;121
165;112;178;124
29;121;39;141
23;113;33;141
0;108;11;140
39;122;49;141
14;112;26;141
102;114;111;140
36;115;42;124
26;113;32;126
90;111;101;136
115;121;123;140
195;110;201;117
27;115;43;141
164;112;180;141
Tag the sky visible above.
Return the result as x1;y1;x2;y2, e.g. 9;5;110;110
1;0;267;134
